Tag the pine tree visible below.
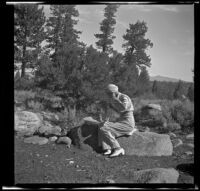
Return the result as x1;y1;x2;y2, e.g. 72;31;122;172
94;5;119;54
108;50;124;83
14;4;46;77
137;66;150;95
187;84;194;102
45;5;82;62
81;45;110;101
152;80;158;95
120;20;153;97
173;80;185;99
41;5;87;114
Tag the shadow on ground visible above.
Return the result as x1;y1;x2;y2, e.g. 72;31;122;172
176;163;194;176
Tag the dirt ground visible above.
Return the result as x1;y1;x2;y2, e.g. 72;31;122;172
14;131;194;186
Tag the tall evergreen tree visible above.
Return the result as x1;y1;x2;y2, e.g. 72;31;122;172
137;66;150;95
173;80;185;99
108;50;124;83
81;45;110;101
120;20;153;97
45;5;82;62
14;4;46;77
187;84;194;102
39;5;86;114
152;80;158;95
94;5;119;54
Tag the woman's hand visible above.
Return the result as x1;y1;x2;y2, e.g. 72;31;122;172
98;118;110;129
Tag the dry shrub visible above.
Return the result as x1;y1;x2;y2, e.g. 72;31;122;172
15;90;36;103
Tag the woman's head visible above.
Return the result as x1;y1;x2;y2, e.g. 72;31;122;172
106;84;119;98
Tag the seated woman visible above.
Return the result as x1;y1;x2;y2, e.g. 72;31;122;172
98;84;137;157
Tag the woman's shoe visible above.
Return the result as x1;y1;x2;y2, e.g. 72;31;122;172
109;148;125;157
103;149;112;155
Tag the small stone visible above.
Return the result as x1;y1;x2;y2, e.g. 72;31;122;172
49;136;58;142
69;161;74;164
184;151;193;155
187;143;194;148
186;134;194;139
36;154;40;157
57;136;72;147
75;165;79;168
45;155;48;157
168;132;177;138
146;104;162;111
106;178;115;183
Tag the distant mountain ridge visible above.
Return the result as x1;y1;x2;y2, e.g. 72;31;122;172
150;75;191;83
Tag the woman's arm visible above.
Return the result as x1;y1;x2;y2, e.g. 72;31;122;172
112;94;129;111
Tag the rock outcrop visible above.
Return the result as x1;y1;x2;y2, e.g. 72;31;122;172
131;168;179;183
68;122;173;156
24;135;49;145
15;111;43;136
37;121;62;136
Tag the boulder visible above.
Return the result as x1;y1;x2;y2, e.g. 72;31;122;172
40;111;60;123
131;168;179;183
118;131;173;156
68;123;173;156
24;136;48;145
57;136;72;148
38;121;61;136
15;111;42;136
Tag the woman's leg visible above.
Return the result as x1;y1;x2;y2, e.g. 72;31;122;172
98;120;134;156
99;126;121;150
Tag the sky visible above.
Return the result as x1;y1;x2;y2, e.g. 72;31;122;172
42;4;194;82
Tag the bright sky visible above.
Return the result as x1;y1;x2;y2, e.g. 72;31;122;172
42;4;194;82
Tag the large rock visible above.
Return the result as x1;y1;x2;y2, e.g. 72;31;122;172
24;136;48;145
118;131;173;156
68;123;173;156
40;111;60;123
15;111;42;136
38;121;62;136
131;168;179;183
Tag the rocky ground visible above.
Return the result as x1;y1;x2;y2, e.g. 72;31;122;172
15;131;194;185
14;107;195;187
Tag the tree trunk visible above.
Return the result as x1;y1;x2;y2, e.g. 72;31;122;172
67;104;76;121
21;44;26;78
